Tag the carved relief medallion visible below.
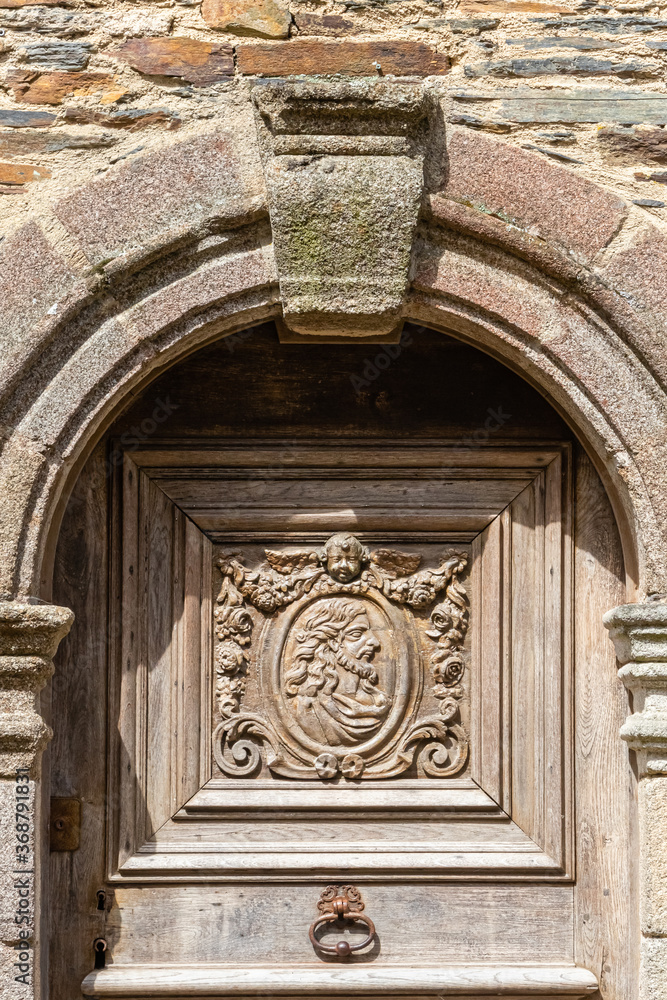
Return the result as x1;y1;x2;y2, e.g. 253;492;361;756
212;533;469;781
282;597;390;747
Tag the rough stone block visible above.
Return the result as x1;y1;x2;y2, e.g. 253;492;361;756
0;7;88;35
465;55;656;78
0;221;75;374
0;130;116;154
532;13;667;32
237;40;449;76
599;126;667;163
595;224;667;333
202;0;291;39
54;132;266;263
0;161;50;184
23;41;93;71
506;34;621;49
448;16;499;32
293;12;359;35
111;37;234;86
105;9;175;37
6;70;117;105
0;0;60;6
0;108;55;127
453;87;667;125
458;0;572;11
636;170;667;184
62;105;181;130
442;127;627;261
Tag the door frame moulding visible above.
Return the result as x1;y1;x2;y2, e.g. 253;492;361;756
81;962;599;998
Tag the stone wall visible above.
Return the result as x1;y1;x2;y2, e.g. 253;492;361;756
2;0;667;231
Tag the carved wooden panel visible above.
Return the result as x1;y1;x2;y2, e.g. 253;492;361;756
212;536;468;781
107;442;573;882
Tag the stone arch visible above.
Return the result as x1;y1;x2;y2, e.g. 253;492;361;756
1;124;667;604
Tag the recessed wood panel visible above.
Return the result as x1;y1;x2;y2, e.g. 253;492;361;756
108;443;572;881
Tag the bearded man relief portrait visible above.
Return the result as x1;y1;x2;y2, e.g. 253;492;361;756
282;597;390;747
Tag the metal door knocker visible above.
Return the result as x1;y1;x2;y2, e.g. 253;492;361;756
309;885;375;957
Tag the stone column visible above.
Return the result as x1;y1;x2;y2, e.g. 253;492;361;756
0;602;73;1000
604;602;667;1000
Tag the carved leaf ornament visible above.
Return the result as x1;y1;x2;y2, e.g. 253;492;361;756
213;532;469;780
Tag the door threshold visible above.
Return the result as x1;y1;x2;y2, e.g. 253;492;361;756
82;963;598;998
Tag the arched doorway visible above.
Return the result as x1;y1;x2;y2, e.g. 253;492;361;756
48;322;635;998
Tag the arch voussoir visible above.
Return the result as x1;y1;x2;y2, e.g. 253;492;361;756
0;123;666;604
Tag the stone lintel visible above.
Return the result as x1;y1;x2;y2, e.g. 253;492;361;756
0;602;73;776
252;79;435;339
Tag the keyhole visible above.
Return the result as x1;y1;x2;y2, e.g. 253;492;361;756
94;939;107;969
96;890;106;911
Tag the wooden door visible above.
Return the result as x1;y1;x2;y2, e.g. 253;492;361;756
48;325;636;1000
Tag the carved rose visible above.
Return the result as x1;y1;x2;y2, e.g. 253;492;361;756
314;753;339;779
407;583;433;608
253;585;281;613
435;654;465;686
216;641;245;675
428;604;454;636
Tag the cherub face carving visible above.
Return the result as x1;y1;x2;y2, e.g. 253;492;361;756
322;532;367;583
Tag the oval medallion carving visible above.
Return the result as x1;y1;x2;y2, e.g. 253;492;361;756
283;596;391;747
264;592;417;770
212;534;469;780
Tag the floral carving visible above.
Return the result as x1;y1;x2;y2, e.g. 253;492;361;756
212;534;469;781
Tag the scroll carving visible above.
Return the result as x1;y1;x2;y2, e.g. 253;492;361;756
213;533;469;781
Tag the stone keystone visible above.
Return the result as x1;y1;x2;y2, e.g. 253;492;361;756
252;79;441;339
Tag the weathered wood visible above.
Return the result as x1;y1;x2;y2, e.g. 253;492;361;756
84;883;577;965
49;442;109;999
145;471;176;838
573;447;636;1000
82;962;598;997
48;327;631;997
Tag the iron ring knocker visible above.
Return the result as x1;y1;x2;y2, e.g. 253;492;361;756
309;885;375;957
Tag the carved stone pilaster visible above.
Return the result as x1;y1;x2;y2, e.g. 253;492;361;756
252;79;438;339
604;603;667;1000
0;602;73;1000
604;603;667;773
0;602;74;777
